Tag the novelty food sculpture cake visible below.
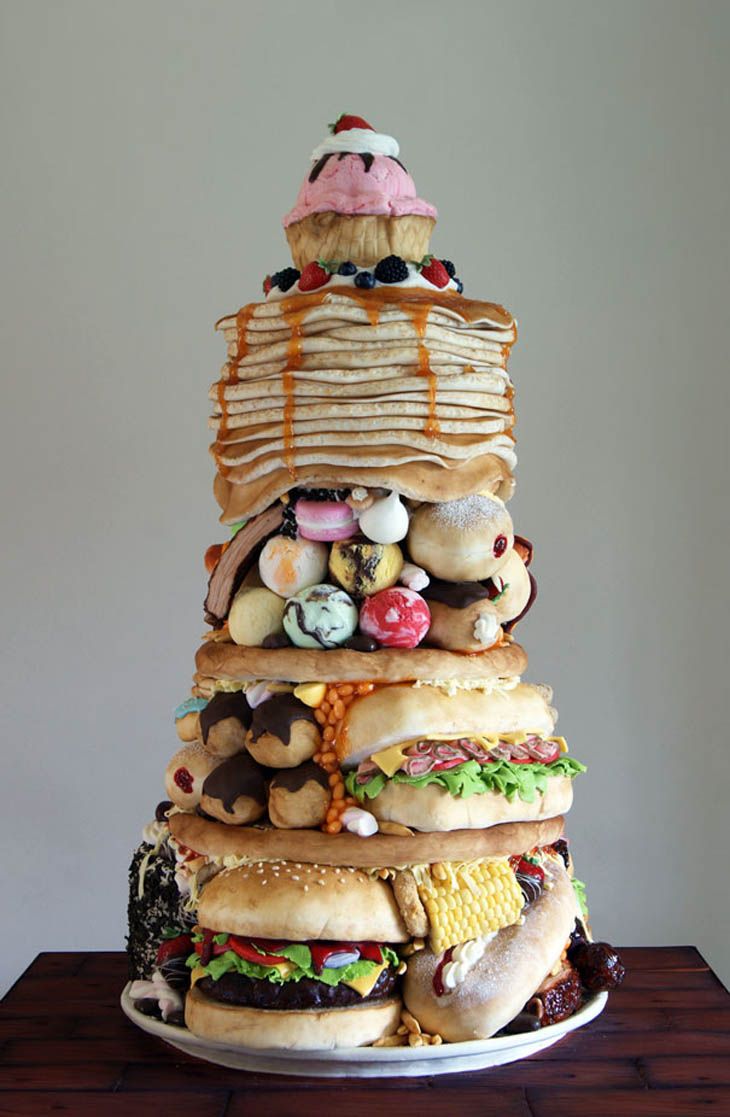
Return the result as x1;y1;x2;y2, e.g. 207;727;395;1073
127;114;624;1059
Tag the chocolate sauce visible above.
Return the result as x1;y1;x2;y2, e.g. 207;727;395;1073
308;151;376;183
422;579;491;609
155;801;173;822
250;693;316;745
199;691;253;746
201;752;267;814
270;761;330;794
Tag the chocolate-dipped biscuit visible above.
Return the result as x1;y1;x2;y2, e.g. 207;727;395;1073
199;752;267;826
245;693;321;768
268;762;331;829
199;691;253;758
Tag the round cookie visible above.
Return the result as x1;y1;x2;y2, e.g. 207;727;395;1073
199;691;252;758
199;752;268;826
228;586;286;647
408;495;514;581
246;693;322;768
165;743;222;810
268;762;331;829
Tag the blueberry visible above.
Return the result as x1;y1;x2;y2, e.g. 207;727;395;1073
440;259;456;279
338;261;357;276
374;255;409;283
276;267;301;293
455;278;464;294
355;271;376;289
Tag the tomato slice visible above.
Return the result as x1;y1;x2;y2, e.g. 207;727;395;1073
228;937;286;966
507;743;533;764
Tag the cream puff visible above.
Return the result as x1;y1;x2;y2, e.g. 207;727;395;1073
199;752;268;825
267;762;331;829
245;693;322;768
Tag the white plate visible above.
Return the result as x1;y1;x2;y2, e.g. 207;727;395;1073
121;984;608;1077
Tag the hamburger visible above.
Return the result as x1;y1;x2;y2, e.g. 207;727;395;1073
337;682;586;831
184;860;409;1049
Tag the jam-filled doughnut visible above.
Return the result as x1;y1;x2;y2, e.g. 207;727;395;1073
165;743;222;810
199;752;268;825
268;761;331;829
199;691;252;758
245;693;322;768
408;495;514;582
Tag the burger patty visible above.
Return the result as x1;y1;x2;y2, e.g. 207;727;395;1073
197;966;399;1010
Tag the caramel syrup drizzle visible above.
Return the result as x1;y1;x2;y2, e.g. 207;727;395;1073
280;300;310;479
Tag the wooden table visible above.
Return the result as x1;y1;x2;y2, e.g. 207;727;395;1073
1;946;728;1115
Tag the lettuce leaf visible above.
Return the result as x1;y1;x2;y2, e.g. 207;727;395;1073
345;756;586;804
572;878;589;918
188;943;400;986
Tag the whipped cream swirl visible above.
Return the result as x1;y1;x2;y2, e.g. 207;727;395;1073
311;128;399;162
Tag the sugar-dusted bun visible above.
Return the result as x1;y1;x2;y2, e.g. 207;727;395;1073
164;743;222;810
408;496;514;582
198;862;410;943
185;983;401;1050
336;683;556;768
368;776;574;832
403;859;578;1041
169;811;566;869
195;637;528;684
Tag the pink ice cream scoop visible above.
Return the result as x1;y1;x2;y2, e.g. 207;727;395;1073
283;117;437;227
359;587;431;649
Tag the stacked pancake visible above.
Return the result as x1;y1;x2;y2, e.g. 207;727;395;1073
127;114;624;1053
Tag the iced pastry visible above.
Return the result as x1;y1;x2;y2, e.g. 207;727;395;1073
282;583;358;648
328;540;404;597
228;585;286;646
359;586;431;648
258;534;329;597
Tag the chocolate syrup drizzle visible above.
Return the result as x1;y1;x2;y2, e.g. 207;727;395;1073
308;152;403;183
199;692;252;746
249;693;317;745
201;752;267;813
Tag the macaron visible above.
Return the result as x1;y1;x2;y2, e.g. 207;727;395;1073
359;587;431;649
295;499;359;542
328;540;404;597
258;534;329;597
283;583;358;649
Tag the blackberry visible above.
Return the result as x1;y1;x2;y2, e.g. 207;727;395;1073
440;259;456;278
455;278;464;294
338;261;357;276
355;271;376;289
273;267;300;292
374;255;409;283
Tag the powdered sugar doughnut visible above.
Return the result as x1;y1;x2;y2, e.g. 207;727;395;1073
165;743;222;810
408;496;514;581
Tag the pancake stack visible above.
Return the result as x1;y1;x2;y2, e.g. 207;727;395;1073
127;114;624;1054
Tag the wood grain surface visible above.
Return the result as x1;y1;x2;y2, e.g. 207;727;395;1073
1;947;728;1115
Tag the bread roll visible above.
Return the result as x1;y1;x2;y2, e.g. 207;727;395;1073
336;683;556;767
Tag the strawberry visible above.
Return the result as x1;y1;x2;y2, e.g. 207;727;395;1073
419;255;450;289
298;260;333;292
329;113;374;134
262;274;272;296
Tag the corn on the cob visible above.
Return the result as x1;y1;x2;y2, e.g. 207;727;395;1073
415;859;524;954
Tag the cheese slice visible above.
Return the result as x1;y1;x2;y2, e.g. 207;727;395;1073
190;965;207;987
270;960;296;979
343;962;386;997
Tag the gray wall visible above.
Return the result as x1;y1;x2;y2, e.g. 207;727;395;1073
2;0;728;995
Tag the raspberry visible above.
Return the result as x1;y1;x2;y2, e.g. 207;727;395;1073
374;255;409;284
262;275;272;295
